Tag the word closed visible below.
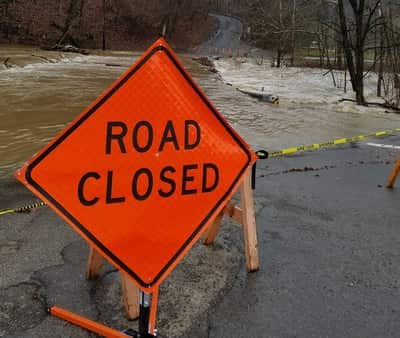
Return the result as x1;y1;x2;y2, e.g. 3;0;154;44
77;119;220;206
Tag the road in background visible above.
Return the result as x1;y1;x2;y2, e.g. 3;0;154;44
196;13;242;55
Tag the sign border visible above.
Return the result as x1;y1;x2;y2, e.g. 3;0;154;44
24;43;253;288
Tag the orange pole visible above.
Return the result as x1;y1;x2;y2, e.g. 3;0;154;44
49;306;127;338
387;160;400;188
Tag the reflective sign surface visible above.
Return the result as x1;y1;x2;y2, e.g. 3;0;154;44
16;38;256;290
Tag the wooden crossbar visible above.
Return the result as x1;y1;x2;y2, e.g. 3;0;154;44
203;169;259;272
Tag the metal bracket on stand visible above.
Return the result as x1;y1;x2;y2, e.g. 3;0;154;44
123;291;157;337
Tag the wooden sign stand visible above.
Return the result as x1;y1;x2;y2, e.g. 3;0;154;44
387;160;400;188
203;169;259;271
48;169;260;338
50;169;259;336
85;169;259;323
86;247;140;320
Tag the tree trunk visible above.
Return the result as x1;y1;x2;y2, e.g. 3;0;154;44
355;79;365;105
354;2;366;105
377;22;385;97
277;0;283;68
276;49;282;68
338;0;356;92
336;11;343;69
102;0;106;50
290;0;296;66
337;0;366;105
54;0;83;48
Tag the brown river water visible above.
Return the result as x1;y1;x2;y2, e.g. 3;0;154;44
1;44;400;180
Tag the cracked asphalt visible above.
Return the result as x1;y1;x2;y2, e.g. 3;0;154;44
1;134;400;337
0;178;245;337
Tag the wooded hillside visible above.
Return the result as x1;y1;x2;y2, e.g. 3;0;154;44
0;0;221;50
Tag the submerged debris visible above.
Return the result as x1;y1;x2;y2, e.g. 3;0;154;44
192;56;219;75
3;57;13;69
192;56;213;67
42;44;89;55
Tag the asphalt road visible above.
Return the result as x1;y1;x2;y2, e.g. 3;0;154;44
1;134;400;337
0;181;243;338
189;134;400;338
196;13;242;55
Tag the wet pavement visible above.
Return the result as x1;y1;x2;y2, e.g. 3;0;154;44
190;135;400;338
0;174;245;337
1;134;400;337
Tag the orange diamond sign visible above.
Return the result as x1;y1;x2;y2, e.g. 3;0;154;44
16;38;257;291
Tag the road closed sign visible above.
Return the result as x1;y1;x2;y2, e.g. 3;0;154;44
16;38;257;291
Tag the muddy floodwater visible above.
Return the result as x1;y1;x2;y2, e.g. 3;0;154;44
1;44;400;179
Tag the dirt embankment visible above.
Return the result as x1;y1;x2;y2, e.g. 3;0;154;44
0;0;218;51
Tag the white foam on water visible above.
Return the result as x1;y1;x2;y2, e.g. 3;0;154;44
0;52;137;78
215;58;386;116
36;124;67;130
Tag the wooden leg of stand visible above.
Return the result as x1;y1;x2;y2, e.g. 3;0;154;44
203;210;224;245
240;170;260;272
120;274;140;320
86;247;139;320
86;246;104;280
387;160;400;188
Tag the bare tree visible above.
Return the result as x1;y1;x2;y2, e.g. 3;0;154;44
337;0;384;105
379;1;400;108
247;0;312;67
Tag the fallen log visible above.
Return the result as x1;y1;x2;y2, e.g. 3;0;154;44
42;44;89;55
237;87;279;104
192;56;213;67
31;54;57;63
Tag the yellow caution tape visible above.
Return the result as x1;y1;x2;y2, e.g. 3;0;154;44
0;201;46;216
1;129;398;214
257;128;400;159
